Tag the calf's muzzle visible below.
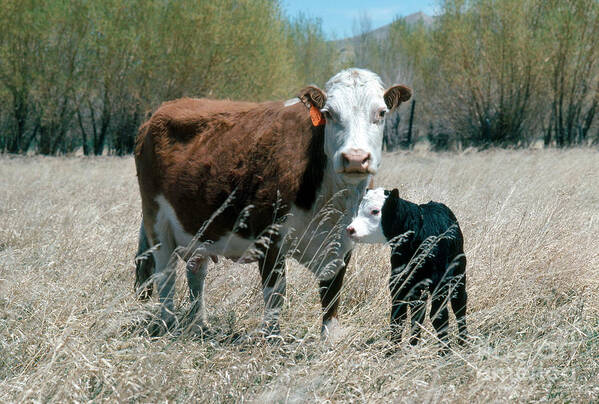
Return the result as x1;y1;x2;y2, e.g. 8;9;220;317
341;148;371;173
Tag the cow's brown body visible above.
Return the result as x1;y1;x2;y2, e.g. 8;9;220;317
135;98;324;246
135;97;343;336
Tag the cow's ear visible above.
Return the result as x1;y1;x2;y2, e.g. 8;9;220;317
298;86;327;110
384;85;412;110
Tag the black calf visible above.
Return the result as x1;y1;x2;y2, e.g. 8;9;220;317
382;189;467;349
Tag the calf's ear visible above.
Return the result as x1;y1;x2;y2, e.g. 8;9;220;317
384;85;412;110
390;188;400;199
298;86;327;109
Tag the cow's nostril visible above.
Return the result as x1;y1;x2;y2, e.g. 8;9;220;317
341;149;370;173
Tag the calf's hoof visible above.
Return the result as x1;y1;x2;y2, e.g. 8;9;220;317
437;341;451;356
187;322;212;339
243;324;282;344
148;318;177;337
457;333;473;347
321;318;344;342
261;322;282;341
389;324;403;344
136;285;154;301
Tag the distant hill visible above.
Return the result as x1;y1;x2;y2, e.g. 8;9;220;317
344;11;434;42
333;12;435;62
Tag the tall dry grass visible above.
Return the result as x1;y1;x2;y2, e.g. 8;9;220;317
1;149;598;402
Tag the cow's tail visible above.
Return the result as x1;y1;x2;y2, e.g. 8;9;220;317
134;220;155;300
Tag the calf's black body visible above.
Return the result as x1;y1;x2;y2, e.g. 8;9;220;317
381;189;467;348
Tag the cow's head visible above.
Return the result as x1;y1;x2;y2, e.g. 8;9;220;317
298;69;411;182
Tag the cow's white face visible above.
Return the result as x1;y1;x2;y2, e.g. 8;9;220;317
322;69;387;180
320;69;410;182
347;187;388;243
296;69;411;183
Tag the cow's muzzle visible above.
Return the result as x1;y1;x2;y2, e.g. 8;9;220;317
341;148;371;174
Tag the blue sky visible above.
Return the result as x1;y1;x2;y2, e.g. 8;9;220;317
280;0;438;39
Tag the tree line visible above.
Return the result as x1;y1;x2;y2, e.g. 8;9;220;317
0;0;342;155
353;0;599;149
1;0;598;154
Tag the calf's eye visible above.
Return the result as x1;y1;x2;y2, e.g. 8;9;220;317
371;209;380;215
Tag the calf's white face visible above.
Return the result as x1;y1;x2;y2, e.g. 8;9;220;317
347;188;388;243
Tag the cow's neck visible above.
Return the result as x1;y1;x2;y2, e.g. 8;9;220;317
294;123;370;219
316;165;371;218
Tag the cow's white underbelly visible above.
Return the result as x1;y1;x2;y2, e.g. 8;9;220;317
154;195;353;279
155;195;254;260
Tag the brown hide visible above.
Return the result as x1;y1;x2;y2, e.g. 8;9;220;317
134;98;325;243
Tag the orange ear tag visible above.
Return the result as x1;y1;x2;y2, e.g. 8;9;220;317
310;105;326;127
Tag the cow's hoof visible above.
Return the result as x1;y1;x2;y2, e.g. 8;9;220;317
320;318;344;342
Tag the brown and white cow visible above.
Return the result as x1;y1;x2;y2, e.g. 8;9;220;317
134;68;411;338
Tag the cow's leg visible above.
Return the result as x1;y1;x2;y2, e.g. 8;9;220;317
319;250;351;340
135;220;155;300
258;246;286;336
451;271;468;345
186;255;208;332
152;229;178;333
430;285;450;353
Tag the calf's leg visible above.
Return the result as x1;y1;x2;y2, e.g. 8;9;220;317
430;286;450;352
389;265;410;342
389;264;426;345
390;300;408;343
451;272;468;345
408;293;427;346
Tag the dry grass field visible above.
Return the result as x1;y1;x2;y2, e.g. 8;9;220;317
1;149;598;402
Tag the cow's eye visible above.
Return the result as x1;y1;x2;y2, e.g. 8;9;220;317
374;108;387;123
371;209;380;215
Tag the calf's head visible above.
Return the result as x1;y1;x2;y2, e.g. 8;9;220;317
298;69;411;182
347;187;390;243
